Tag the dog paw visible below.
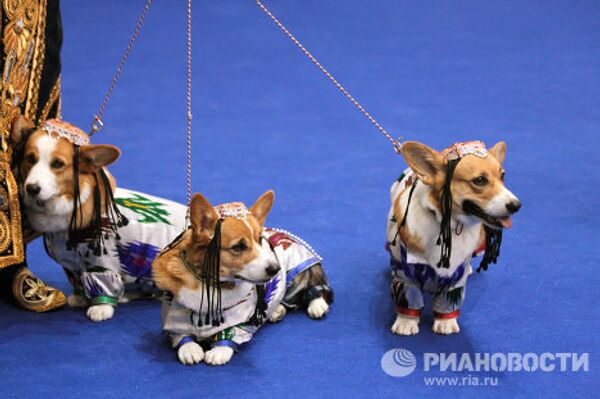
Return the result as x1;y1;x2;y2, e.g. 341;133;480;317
270;304;287;323
391;315;420;336
432;318;460;335
204;346;234;366
307;297;329;319
67;294;89;308
177;342;204;365
86;304;115;322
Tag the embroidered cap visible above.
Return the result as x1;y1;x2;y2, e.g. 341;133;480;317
42;119;90;146
215;202;251;220
443;140;488;160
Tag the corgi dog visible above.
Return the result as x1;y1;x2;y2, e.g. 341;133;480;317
152;191;333;366
13;116;189;322
386;140;520;335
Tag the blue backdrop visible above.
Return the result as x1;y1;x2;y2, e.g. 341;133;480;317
1;1;598;398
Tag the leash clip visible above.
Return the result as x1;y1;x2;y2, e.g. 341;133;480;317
393;137;404;154
90;115;104;137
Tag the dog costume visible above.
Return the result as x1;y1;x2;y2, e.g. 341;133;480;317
386;169;471;317
386;141;498;319
44;188;188;305
160;202;330;351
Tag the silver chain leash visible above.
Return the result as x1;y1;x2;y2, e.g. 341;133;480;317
90;0;153;137
186;0;193;211
255;0;403;154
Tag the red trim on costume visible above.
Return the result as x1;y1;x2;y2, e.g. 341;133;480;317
396;306;422;317
474;241;486;256
434;310;460;319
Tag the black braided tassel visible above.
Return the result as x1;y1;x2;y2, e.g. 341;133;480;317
477;226;503;272
197;219;224;327
67;146;128;255
436;158;460;268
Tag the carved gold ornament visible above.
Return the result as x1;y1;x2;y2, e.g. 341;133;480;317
12;266;66;312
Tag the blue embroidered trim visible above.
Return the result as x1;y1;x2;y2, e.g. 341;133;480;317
390;245;467;290
175;336;194;350
213;339;239;352
285;257;320;287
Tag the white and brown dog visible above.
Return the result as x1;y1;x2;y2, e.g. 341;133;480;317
12;116;332;366
13;116;190;322
152;192;333;366
386;140;520;335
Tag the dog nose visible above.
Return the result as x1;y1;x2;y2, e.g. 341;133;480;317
506;200;522;214
26;183;41;197
265;264;281;277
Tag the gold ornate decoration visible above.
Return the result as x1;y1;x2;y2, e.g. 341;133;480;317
11;266;66;312
0;212;10;252
0;187;7;211
24;0;45;120
0;161;23;267
0;0;48;269
37;75;60;125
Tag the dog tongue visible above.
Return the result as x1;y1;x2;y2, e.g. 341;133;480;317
500;217;512;228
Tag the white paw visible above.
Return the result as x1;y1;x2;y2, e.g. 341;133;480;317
86;304;115;322
391;314;420;336
204;346;234;366
177;342;204;365
67;294;89;308
270;304;287;323
307;297;329;319
432;318;460;335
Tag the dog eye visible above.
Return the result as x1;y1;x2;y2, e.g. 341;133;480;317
51;159;65;169
472;176;488;186
500;171;506;181
25;154;37;164
231;240;248;252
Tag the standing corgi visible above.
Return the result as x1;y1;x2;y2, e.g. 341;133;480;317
386;141;520;335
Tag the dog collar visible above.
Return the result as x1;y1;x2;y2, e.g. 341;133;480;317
42;119;90;146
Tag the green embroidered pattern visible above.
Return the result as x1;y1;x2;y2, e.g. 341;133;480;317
115;193;171;225
214;327;235;341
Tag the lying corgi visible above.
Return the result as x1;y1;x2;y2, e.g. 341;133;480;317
152;191;333;366
386;140;520;335
13;116;189;322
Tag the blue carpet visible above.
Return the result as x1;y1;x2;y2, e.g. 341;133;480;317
1;1;598;398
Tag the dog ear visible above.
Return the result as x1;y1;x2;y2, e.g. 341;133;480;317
10;115;35;148
488;141;506;164
400;142;446;187
190;193;219;238
79;144;121;172
250;190;275;226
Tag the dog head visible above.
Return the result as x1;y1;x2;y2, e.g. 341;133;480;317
401;140;521;229
152;190;280;295
187;190;280;283
12;116;120;233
